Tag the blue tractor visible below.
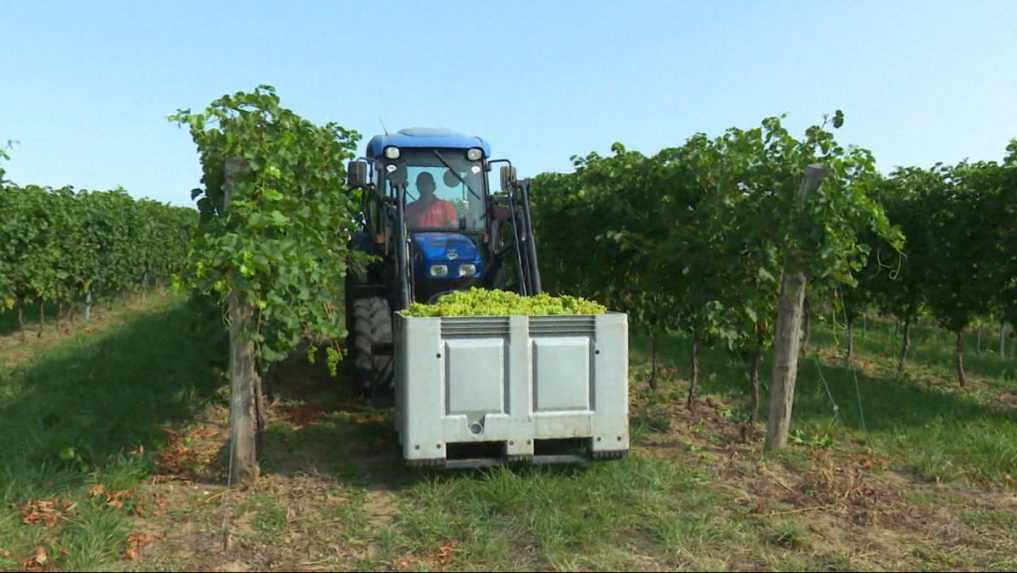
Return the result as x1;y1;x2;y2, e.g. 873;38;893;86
344;128;542;393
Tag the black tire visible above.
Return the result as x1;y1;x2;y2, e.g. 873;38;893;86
350;297;393;393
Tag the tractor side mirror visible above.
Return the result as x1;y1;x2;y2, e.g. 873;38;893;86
347;160;369;188
500;165;517;191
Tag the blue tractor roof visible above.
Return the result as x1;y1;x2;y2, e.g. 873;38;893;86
366;128;491;159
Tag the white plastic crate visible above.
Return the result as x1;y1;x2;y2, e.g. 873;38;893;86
393;313;629;467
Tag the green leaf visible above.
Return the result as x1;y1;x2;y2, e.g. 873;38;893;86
268;210;290;226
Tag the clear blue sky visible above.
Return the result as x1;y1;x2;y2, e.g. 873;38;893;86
2;0;1015;206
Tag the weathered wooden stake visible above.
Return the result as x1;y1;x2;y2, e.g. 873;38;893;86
956;329;967;388
749;339;762;424
686;333;701;410
765;165;826;451
225;158;260;487
648;335;658;391
228;290;260;485
897;317;912;374
800;297;811;353
846;318;855;363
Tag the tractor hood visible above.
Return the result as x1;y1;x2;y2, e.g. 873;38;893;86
413;233;482;265
412;232;484;284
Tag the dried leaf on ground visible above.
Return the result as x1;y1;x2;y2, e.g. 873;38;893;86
125;532;158;561
152;495;169;517
23;547;48;570
20;500;73;528
431;541;456;569
89;485;132;510
392;541;457;571
106;490;131;509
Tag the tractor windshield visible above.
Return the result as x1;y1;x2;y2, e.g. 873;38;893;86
384;149;486;232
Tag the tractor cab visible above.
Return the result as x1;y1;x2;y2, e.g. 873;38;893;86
345;128;540;391
369;129;490;302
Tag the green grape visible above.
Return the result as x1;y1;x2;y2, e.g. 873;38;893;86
404;288;607;317
326;346;342;378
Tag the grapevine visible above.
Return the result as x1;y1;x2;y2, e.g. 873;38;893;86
170;86;369;367
0;174;195;316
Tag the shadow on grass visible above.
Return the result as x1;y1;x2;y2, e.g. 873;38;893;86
0;301;64;337
257;354;410;489
819;319;1017;385
0;297;226;502
259;355;627;493
631;328;1017;481
259;318;1017;492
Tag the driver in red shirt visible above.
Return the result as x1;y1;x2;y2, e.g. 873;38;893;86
406;172;458;228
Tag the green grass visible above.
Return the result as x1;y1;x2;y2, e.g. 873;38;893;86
961;508;1017;531
238;495;288;535
369;458;742;571
633;314;1017;485
764;520;809;550
0;293;224;571
5;296;1017;571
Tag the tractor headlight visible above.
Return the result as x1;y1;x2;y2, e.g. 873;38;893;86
384;146;401;160
466;147;483;161
459;264;477;278
429;264;449;278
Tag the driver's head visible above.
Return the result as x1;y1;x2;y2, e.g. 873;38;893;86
416;172;436;198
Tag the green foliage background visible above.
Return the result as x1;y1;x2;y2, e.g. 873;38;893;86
0;173;194;313
531;113;1016;386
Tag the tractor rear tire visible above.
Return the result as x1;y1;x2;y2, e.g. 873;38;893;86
350;297;393;393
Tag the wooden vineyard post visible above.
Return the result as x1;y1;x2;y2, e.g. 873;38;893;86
765;165;827;451
846;318;855;363
956;330;967;387
224;158;262;486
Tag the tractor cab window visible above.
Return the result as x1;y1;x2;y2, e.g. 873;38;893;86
384;149;486;232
